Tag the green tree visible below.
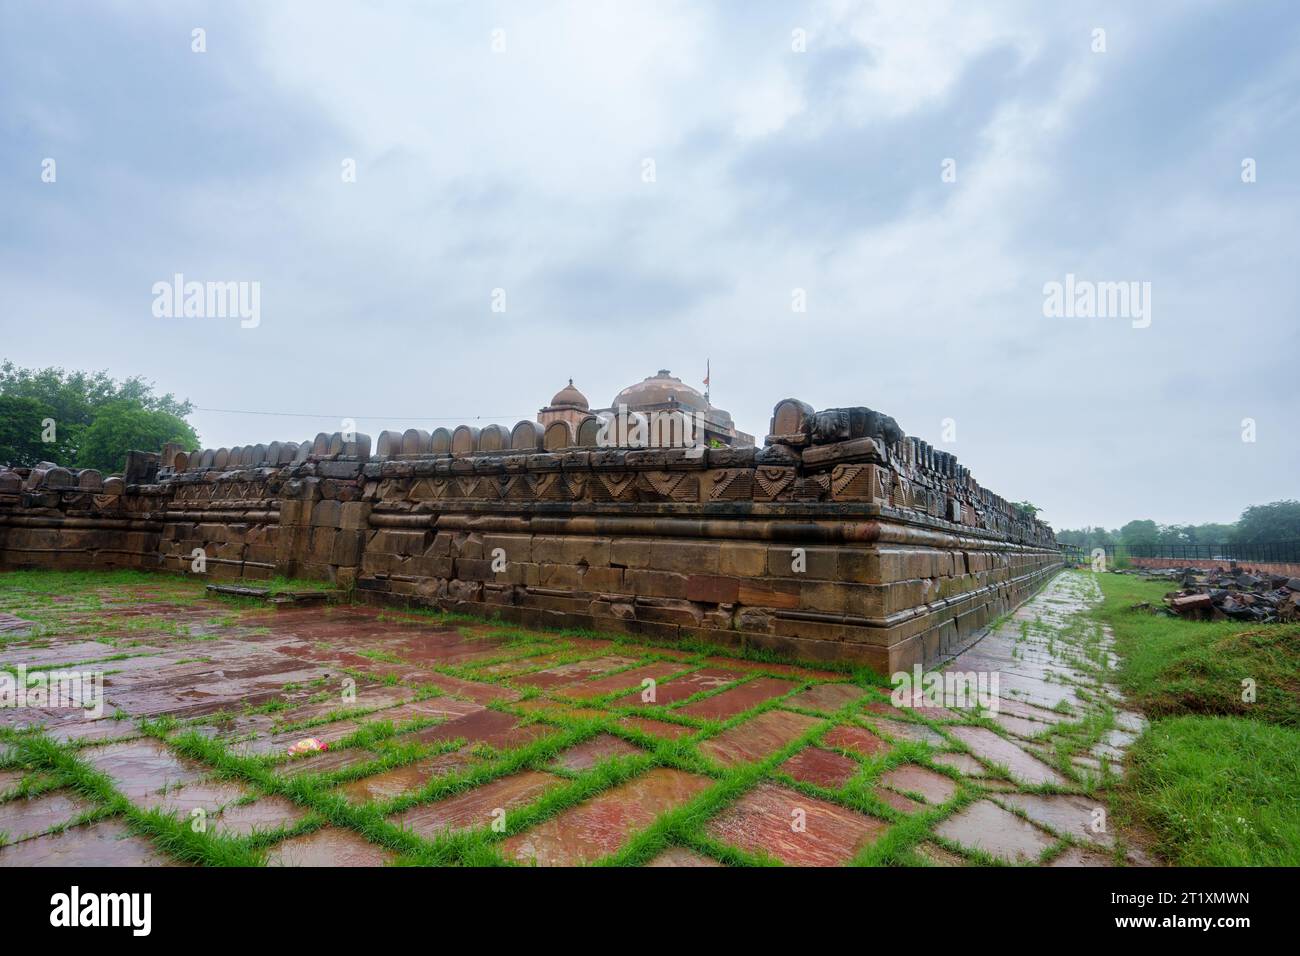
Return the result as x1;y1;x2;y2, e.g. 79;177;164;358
0;362;196;472
1232;500;1300;544
0;395;66;466
1120;519;1160;549
74;401;198;474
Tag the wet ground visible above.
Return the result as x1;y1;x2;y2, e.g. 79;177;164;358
0;570;1152;866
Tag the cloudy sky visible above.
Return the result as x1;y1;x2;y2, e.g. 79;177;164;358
2;1;1296;530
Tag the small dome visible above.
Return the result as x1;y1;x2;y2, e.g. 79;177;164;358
612;370;709;412
549;379;588;410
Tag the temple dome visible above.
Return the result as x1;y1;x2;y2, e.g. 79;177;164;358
549;379;588;410
612;370;708;412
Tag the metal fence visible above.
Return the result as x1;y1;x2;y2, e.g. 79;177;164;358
1060;540;1300;565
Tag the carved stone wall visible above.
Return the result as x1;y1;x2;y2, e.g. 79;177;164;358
0;402;1061;673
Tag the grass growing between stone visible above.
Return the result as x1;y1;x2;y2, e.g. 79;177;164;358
1091;571;1300;865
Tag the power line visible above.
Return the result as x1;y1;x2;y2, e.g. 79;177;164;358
194;406;531;422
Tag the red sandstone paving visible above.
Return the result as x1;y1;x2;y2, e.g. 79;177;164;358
335;751;480;804
558;661;689;701
645;846;724;867
874;787;925;814
0;640;120;667
80;739;206;798
135;779;249;816
0;790;96;842
265;826;395;867
512;655;641;690
933;800;1059;863
214;795;310;837
706;781;887;866
548;733;642;772
277;747;377;778
779;747;860;789
504;767;713;866
822;724;891;758
676;677;799;720
878;764;959;804
698;710;823;767
393;770;562;837
403;708;554;751
611;666;745;707
784;683;871;713
617;715;697;740
945;726;1067;787
0;769;26;794
0;818;180;867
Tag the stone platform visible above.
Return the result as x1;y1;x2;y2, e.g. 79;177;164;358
0;569;1152;866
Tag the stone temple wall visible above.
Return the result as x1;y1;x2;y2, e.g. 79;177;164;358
0;400;1061;673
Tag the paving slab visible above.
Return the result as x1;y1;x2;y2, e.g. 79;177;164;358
135;780;250;817
548;733;642;772
0;818;178;866
617;716;696;740
879;764;959;804
994;792;1115;848
875;788;925;814
645;846;723;867
822;724;890;758
933;800;1058;863
558;662;687;701
866;718;949;746
698;710;822;767
213;796;310;837
404;708;553;751
80;738;206;798
1049;845;1114;867
335;751;478;804
915;841;967;866
676;677;799;720
780;683;869;713
264;826;395;867
0;790;96;843
931;752;989;777
612;667;745;707
512;655;641;690
393;770;561;837
706;781;887;866
945;726;1067;786
779;747;860;789
505;767;713;866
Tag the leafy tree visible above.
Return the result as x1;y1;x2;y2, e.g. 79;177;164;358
1119;519;1160;549
0;362;197;472
1232;500;1300;544
0;395;66;466
75;400;198;474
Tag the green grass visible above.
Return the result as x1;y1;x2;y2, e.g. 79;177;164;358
1092;571;1300;865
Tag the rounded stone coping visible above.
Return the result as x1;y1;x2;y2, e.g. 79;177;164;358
451;425;480;456
402;428;431;455
510;420;543;451
478;423;510;452
543;419;573;451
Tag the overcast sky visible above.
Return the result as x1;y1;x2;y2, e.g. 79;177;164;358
2;1;1296;530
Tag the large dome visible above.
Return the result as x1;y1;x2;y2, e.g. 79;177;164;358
549;379;588;410
611;370;708;412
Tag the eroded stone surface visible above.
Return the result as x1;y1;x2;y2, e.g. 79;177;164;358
214;796;309;836
80;739;205;798
945;727;1066;787
706;782;886;866
783;683;868;713
822;724;890;758
995;792;1115;848
335;752;477;804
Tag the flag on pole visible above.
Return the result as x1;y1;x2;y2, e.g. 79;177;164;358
703;360;710;387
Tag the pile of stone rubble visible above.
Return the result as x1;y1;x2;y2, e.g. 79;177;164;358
1142;566;1300;622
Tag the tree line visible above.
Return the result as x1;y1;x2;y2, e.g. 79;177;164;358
0;362;199;475
1056;500;1300;551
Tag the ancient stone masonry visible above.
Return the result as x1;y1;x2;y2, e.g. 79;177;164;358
0;402;1061;673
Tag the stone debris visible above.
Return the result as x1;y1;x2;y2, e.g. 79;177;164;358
1146;566;1300;622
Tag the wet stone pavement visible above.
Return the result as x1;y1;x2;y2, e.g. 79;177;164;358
0;570;1153;866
